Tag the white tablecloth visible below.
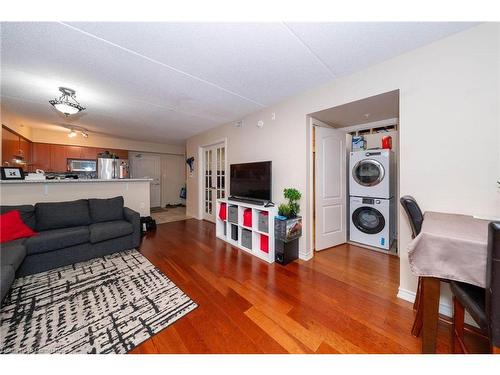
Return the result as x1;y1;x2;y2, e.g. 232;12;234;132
408;212;490;287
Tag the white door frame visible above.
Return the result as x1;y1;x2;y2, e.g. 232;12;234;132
197;138;227;221
307;115;401;256
314;121;347;251
308;117;347;253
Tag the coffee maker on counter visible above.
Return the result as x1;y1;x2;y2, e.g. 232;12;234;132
97;151;130;179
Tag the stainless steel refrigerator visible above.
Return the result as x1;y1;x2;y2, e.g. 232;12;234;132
97;158;130;179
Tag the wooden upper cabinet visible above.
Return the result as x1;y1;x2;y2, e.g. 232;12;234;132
112;149;129;159
31;143;51;172
2;127;19;167
2;127;32;171
81;147;98;160
19;137;32;171
93;148;128;160
65;146;84;160
19;142;130;173
50;144;68;172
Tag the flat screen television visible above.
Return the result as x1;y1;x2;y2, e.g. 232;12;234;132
230;161;272;201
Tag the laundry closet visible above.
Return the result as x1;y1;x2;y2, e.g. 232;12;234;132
309;90;399;256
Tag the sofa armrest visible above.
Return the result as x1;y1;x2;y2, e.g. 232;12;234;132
123;207;141;248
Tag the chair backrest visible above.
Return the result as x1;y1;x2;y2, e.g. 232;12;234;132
486;221;500;348
399;195;424;238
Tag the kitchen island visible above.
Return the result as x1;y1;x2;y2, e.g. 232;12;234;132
0;178;152;216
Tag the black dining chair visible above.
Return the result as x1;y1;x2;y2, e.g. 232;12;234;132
451;221;500;354
400;195;426;337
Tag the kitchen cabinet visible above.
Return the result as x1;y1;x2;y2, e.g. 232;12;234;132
113;149;129;159
2;127;19;167
2;126;32;171
31;143;51;172
94;148;128;159
50;144;68;172
19;138;32;167
65;146;84;160
28;143;129;173
81;147;98;160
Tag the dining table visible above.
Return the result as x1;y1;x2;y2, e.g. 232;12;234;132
407;211;490;353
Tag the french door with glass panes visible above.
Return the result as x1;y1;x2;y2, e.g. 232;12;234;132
202;143;226;222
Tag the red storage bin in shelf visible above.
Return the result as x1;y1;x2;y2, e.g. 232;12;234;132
260;234;269;253
243;208;252;227
219;203;227;221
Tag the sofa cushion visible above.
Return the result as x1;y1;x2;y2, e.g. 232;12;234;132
89;220;133;244
0;210;38;244
88;196;124;223
0;205;36;229
25;226;90;255
1;265;15;302
1;239;27;269
35;199;91;231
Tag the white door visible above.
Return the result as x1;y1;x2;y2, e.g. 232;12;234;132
202;143;226;222
131;154;161;208
163;154;185;205
315;125;347;250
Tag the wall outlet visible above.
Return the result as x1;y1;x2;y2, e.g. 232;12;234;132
235;120;243;128
271;112;276;120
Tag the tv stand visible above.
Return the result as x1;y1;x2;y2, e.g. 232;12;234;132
228;196;266;206
216;199;277;263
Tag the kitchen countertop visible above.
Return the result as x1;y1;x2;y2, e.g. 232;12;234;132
0;178;153;184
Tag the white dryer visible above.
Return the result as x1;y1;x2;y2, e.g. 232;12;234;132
349;149;394;199
349;196;395;250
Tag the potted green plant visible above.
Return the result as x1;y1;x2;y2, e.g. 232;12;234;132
276;188;303;242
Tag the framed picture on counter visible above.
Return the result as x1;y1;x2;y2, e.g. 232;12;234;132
1;167;25;180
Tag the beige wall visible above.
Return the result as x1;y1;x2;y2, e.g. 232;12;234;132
0;110;33;140
1;108;185;156
31;128;185;155
129;151;186;207
0;180;151;216
187;23;500;311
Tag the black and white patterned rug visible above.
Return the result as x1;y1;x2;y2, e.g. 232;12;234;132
0;249;197;354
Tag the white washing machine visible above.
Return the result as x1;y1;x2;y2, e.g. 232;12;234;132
349;196;395;250
349;149;394;199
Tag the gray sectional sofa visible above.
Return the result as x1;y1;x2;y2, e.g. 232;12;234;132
1;196;141;302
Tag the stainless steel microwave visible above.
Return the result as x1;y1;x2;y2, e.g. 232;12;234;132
67;159;97;172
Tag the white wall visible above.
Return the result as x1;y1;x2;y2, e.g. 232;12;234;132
129;151;186;207
186;23;500;309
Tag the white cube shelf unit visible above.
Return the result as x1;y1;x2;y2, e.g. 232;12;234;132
216;198;278;263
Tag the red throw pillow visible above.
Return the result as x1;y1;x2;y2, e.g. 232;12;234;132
0;210;38;243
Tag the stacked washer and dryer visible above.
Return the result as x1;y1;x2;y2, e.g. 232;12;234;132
349;149;396;250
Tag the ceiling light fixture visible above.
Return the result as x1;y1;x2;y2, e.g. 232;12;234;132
49;87;86;116
62;125;90;139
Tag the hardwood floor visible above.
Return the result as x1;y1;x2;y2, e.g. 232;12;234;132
130;219;488;354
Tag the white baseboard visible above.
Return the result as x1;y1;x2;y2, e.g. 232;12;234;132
397;287;453;317
300;250;313;261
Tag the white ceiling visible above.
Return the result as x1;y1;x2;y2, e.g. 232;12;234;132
0;22;476;144
311;90;399;127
